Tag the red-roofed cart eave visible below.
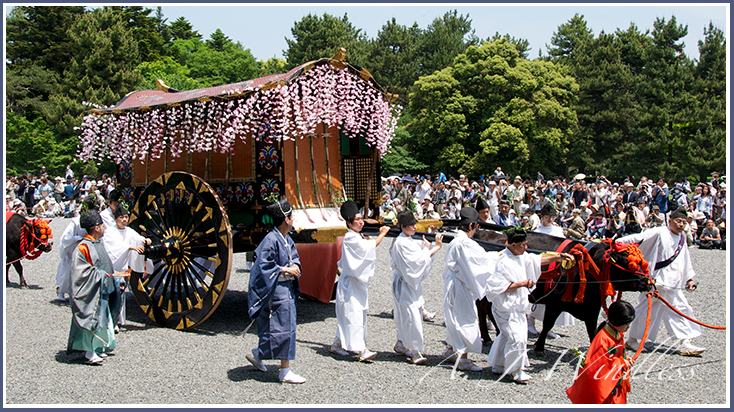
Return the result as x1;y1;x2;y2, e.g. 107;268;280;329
89;56;396;115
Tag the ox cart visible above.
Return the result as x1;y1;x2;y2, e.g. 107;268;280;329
77;52;400;330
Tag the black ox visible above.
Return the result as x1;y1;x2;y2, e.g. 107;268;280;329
5;212;53;287
473;228;651;354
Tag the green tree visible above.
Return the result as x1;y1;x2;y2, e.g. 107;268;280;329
683;22;726;181
107;6;166;63
546;13;594;62
6;109;72;176
624;16;694;181
615;23;652;75
695;22;726;95
137;56;207;91
5;6;86;73
259;57;289;77
44;8;143;142
5;6;86;121
367;18;421;101
170;37;260;86
5;66;59;120
488;32;531;59
284;13;368;68
380;128;428;176
154;7;171;48
408;39;578;177
206;28;231;52
564;33;641;180
417;10;479;76
168;16;201;41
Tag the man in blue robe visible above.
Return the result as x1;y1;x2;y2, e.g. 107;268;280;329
246;198;306;384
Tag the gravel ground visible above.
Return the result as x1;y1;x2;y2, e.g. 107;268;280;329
4;217;729;406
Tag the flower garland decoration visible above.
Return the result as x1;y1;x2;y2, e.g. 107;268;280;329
76;64;401;164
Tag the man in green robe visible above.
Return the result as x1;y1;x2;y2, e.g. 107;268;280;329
66;210;124;365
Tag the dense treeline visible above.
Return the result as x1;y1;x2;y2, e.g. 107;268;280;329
5;7;726;185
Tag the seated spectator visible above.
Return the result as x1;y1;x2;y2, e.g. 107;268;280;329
646;205;666;228
606;207;624;239
586;207;607;239
382;205;397;224
424;202;440;220
564;208;585;239
579;201;591;221
697;219;722;249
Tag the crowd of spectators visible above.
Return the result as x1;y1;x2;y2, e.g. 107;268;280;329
5;164;116;218
380;170;726;249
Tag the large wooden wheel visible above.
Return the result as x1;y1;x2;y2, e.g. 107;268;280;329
128;172;233;330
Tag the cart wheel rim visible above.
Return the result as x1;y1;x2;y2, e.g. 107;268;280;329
129;172;232;330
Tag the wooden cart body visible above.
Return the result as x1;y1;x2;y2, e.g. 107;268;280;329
79;55;398;329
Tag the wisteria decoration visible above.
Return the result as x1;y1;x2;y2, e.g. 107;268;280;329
77;64;402;164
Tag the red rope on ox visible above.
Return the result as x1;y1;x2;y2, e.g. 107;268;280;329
18;219;52;261
631;291;655;362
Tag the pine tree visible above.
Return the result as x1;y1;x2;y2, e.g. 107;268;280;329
5;6;86;73
417;10;478;76
284;13;368;68
546;13;594;62
684;22;726;181
629;16;694;180
44;8;143;138
107;6;166;63
207;28;231;52
367;18;421;101
168;16;202;41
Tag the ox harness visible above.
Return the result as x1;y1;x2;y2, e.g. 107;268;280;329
5;212;53;265
538;238;651;314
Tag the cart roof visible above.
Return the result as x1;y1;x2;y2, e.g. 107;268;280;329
95;58;383;114
78;55;400;163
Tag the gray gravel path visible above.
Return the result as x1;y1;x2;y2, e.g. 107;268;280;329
4;217;728;405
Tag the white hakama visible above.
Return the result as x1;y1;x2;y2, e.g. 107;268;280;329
486;249;542;375
442;231;498;355
617;227;701;341
55;217;86;297
334;229;377;352
390;233;435;351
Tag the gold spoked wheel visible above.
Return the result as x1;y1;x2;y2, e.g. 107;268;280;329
128;172;232;330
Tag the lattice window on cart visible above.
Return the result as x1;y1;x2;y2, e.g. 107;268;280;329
342;157;378;203
343;158;356;200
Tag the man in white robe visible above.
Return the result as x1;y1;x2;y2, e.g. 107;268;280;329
390;210;443;365
55;196;97;301
619;207;705;356
529;204;575;337
102;206;152;327
486;227;572;383
442;207;498;372
329;201;390;361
